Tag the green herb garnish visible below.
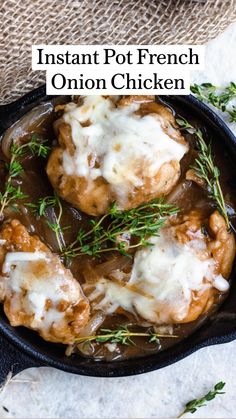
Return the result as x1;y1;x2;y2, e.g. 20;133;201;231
27;133;51;158
0;135;50;218
27;193;66;252
178;381;226;417
75;325;178;346
27;195;59;217
176;117;229;228
191;82;236;122
62;198;178;259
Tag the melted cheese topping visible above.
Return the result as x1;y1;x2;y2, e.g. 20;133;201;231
2;251;82;329
89;229;229;324
62;96;188;200
2;251;47;273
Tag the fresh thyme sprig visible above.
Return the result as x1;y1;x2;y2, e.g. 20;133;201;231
27;193;66;252
26;133;51;158
27;195;59;217
178;381;226;417
62;198;178;259
191;82;236;122
0;136;50;218
75;325;178;346
176;117;229;228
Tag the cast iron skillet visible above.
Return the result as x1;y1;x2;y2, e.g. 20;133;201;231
0;86;236;383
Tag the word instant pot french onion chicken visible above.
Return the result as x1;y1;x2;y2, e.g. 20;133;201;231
0;95;235;361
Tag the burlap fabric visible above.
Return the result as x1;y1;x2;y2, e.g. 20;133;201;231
0;0;236;104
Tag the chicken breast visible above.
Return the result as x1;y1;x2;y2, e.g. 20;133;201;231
0;220;90;344
47;95;189;216
87;211;235;325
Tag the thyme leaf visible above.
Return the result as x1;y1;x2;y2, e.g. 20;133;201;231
27;194;59;217
28;134;51;158
74;325;178;346
27;193;66;252
62;198;178;259
191;82;236;122
176;118;229;228
178;381;226;417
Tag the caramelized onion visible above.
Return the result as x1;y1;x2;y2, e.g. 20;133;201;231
82;256;132;284
109;270;130;282
82;263;100;284
77;311;106;337
93;256;132;277
73;311;106;356
1;103;53;158
166;180;192;205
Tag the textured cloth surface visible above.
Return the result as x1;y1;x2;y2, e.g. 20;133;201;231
0;0;236;104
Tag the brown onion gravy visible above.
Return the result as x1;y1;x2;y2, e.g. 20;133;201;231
1;95;236;361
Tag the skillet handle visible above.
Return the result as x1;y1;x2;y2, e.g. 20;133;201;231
0;85;47;134
0;333;44;385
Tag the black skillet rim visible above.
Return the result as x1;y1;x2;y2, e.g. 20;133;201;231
0;86;236;378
